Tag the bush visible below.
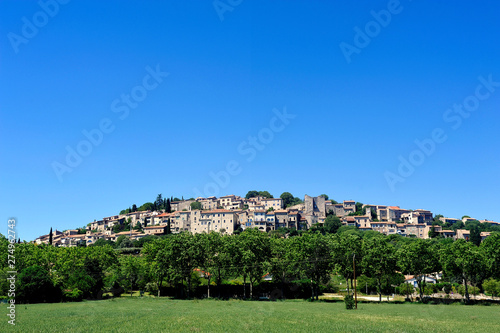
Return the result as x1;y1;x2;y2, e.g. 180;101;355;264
16;266;61;303
344;294;355;310
442;282;452;294
145;282;158;295
483;278;500;298
110;281;124;297
320;282;339;293
63;288;84;301
399;282;414;296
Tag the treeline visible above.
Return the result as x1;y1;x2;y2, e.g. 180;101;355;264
2;229;500;304
119;194;190;215
117;190;306;215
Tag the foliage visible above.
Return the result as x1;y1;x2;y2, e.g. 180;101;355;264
245;190;273;199
236;228;271;298
480;233;500;279
483;278;500;298
280;192;303;207
190;201;202;210
138;202;155;211
5;228;500;304
440;239;486;303
323;215;342;234
396;239;440;300
332;233;362;294
16;266;60;303
362;236;397;302
399;282;415;296
344;294;355;309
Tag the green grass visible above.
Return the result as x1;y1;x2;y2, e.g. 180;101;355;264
4;298;500;332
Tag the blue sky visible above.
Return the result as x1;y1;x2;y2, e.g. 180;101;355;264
1;0;499;241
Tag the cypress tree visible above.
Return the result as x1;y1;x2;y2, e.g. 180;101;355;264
166;198;171;213
49;227;53;245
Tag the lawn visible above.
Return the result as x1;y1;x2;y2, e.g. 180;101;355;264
4;298;500;332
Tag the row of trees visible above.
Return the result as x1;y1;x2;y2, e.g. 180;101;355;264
119;194;192;215
2;230;499;304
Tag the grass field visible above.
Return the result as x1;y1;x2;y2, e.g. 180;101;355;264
4;297;500;332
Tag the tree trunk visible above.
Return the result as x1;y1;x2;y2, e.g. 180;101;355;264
250;280;253;299
311;281;314;301
315;276;319;300
281;273;285;299
157;277;163;297
187;275;191;298
346;279;350;294
464;278;470;303
207;276;211;298
218;267;221;298
418;278;424;300
378;278;382;302
243;275;246;299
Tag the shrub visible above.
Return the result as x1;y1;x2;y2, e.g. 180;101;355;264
399;282;414;296
442;282;452;294
344;294;355;310
63;288;84;301
483;278;500;298
16;266;61;303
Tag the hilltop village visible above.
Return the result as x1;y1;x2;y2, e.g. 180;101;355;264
35;193;498;247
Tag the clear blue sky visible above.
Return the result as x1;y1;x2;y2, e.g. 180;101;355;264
1;0;499;241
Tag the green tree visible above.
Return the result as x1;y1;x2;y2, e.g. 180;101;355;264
483;278;500;299
332;233;362;294
269;236;296;299
168;233;201;298
197;232;232;298
134;221;143;232
428;226;439;238
246;190;273;199
138;202;155;211
258;191;273;198
324;215;342;234
440;239;485;303
292;232;334;300
166;198;171;213
155;194;163;211
396;239;440;300
17;266;60;303
190;201;202;210
280;192;294;208
236;228;271;298
119;256;146;296
49;227;53;245
399;282;415;297
466;221;482;246
143;238;171;297
119;238;134;248
362;236;397;302
480;233;500;279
